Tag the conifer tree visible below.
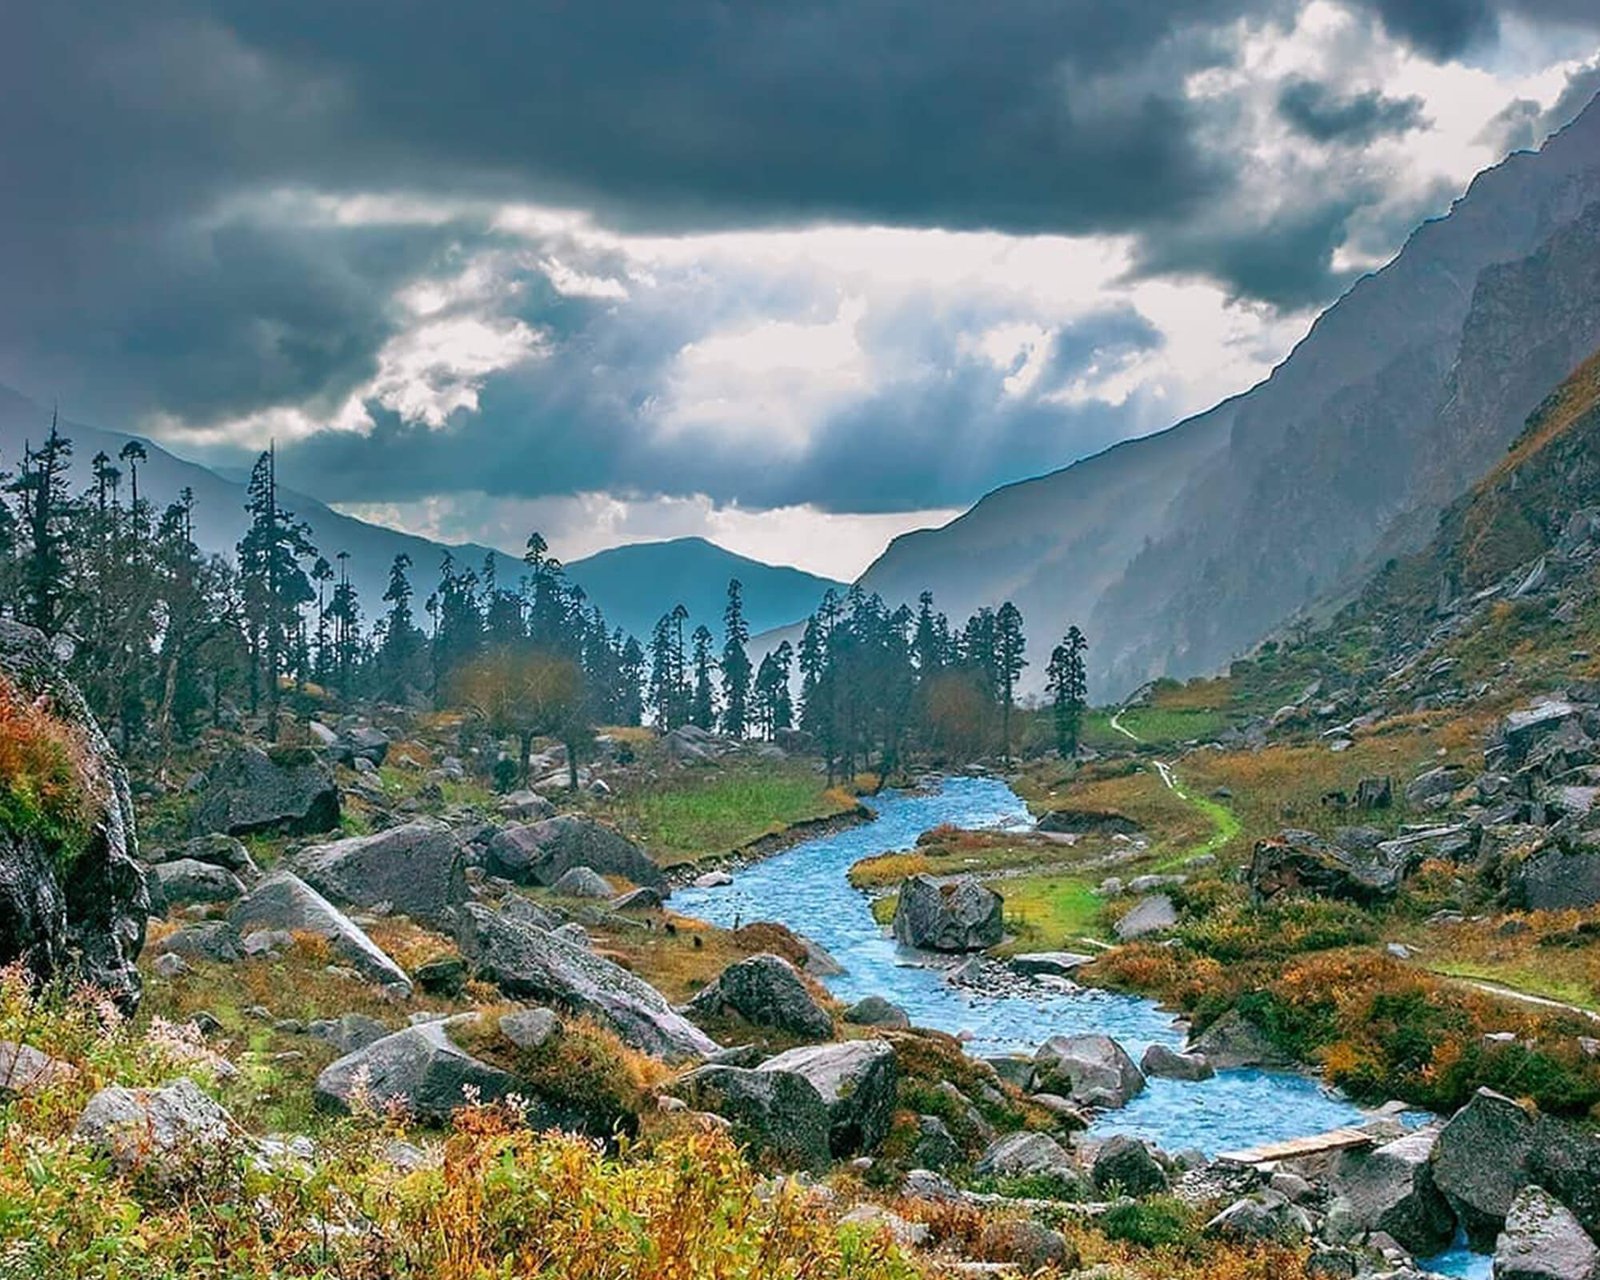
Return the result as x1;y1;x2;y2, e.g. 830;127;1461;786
720;578;752;738
1046;626;1089;759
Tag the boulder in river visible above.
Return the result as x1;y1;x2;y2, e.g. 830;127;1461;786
1033;1033;1146;1108
1431;1088;1540;1246
1324;1129;1455;1257
687;953;833;1040
1186;1009;1292;1069
844;995;910;1028
891;873;1003;952
191;745;340;837
1140;1043;1214;1081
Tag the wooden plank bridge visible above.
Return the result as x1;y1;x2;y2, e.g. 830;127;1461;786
1216;1127;1375;1166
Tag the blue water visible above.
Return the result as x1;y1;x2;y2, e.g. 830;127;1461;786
672;775;1368;1155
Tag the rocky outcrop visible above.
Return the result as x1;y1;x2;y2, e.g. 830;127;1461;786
486;816;662;889
1324;1129;1455;1256
1036;808;1140;835
1248;829;1415;905
0;621;148;1012
670;1064;831;1171
230;870;412;994
687;954;833;1040
292;820;465;926
454;902;717;1061
1032;1033;1145;1108
1493;1185;1600;1280
1505;838;1600;912
192;746;339;837
758;1040;897;1157
891;874;1003;952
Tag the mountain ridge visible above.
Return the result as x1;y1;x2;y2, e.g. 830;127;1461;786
859;92;1600;700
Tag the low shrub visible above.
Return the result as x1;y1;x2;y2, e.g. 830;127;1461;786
0;675;94;869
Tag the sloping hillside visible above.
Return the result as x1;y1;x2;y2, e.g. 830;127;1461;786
860;93;1600;700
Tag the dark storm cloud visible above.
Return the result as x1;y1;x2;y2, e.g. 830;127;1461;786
1;0;1598;519
1278;79;1429;145
273;303;1161;514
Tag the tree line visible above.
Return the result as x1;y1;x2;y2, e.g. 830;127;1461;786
0;418;1089;778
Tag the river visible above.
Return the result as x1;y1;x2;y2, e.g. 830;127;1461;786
671;773;1490;1276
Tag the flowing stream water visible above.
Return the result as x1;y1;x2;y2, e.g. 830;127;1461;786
671;773;1492;1276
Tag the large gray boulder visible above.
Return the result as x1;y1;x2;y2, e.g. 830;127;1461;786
1432;1088;1541;1246
891;874;1003;952
0;621;149;1012
1140;1043;1214;1081
153;834;258;878
229;870;412;994
1115;893;1177;940
1493;1186;1600;1280
75;1077;233;1175
1249;829;1416;905
1033;1034;1146;1108
1506;839;1600;912
147;858;245;912
486;816;663;889
973;1130;1075;1178
192;745;340;837
454;901;717;1061
758;1040;897;1156
1324;1129;1455;1256
1497;701;1585;770
293;820;465;925
671;1064;831;1171
1092;1135;1169;1196
1187;1009;1292;1069
315;1019;515;1121
687;954;833;1040
550;865;614;899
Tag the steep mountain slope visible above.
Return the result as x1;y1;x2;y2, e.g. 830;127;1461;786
0;388;825;641
565;537;843;641
860;94;1600;700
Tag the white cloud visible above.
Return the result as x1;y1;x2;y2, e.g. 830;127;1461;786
336;490;960;581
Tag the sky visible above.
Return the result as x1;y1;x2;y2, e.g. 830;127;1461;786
4;2;1600;580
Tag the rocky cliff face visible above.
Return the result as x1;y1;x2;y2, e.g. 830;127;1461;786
859;94;1600;699
0;622;148;1011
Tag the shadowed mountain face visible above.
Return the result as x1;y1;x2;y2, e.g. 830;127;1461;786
860;94;1600;700
0;393;830;643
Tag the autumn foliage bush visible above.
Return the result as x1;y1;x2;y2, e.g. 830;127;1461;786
0;673;94;868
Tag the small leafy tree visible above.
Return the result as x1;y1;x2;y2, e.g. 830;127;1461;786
454;647;586;788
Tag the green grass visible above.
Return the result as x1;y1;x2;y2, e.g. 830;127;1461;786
1081;706;1232;750
1155;787;1241;869
615;763;854;866
996;876;1105;953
